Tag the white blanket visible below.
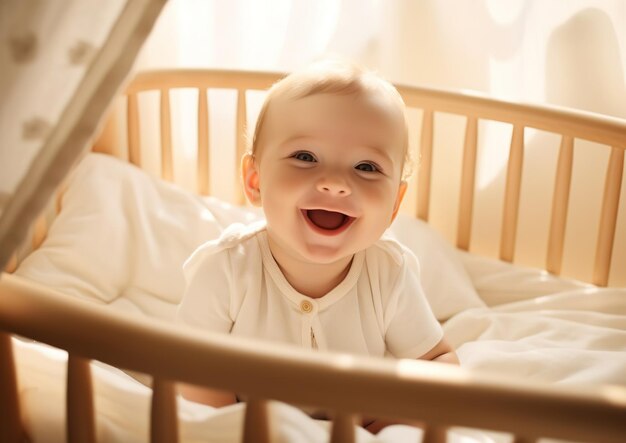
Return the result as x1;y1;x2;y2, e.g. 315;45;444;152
446;289;626;386
453;253;626;387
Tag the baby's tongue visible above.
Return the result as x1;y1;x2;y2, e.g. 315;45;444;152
307;210;345;230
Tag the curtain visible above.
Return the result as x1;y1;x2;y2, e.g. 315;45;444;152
0;0;166;269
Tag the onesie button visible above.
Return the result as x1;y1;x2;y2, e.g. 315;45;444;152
300;300;313;313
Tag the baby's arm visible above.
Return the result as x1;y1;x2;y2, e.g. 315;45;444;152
418;336;459;365
179;383;237;407
177;240;241;408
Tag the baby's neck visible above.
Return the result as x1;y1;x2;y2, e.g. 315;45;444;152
284;258;353;299
267;238;353;299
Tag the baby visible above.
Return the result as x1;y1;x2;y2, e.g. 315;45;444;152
177;59;458;433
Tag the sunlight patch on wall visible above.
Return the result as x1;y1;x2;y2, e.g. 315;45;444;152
176;0;215;66
239;0;293;67
485;0;526;25
476;119;512;191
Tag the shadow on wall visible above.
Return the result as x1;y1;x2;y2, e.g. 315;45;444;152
545;8;625;118
470;8;626;286
382;0;530;90
545;8;626;286
400;0;531;241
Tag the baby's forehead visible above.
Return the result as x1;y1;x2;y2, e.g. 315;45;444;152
267;90;405;131
259;91;407;163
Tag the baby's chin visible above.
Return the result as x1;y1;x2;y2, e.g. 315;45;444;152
297;242;359;265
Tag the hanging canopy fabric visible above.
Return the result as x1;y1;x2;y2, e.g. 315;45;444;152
0;0;166;269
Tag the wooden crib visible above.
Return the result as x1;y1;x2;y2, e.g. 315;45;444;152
1;69;625;443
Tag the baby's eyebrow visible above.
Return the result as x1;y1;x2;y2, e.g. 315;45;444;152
279;134;316;146
359;144;395;165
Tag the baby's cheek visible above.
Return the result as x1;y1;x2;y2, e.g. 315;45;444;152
272;168;308;188
363;184;396;207
283;172;307;187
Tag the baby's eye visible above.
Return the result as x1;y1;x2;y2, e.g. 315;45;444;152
292;151;317;162
355;162;380;173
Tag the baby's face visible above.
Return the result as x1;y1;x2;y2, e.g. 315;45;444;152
251;92;407;265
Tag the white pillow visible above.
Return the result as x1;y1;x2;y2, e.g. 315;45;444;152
16;154;260;320
387;216;485;320
16;153;482;322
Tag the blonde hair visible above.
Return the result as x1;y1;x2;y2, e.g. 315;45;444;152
249;60;413;181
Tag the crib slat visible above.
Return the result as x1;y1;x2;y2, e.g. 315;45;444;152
500;125;525;262
593;146;624;286
67;355;96;443
330;413;356;443
417;110;434;221
243;398;271;443
127;93;141;166
160;89;174;181
422;425;448;443
236;89;248;205
4;253;18;273
31;214;48;250
92;107;122;157
197;88;210;195
546;136;574;275
0;333;22;443
151;378;179;443
457;116;478;250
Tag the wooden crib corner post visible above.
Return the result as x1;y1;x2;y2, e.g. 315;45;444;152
0;332;23;443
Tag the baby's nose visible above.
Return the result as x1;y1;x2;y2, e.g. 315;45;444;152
316;175;351;196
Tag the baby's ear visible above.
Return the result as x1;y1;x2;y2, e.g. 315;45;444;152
241;153;262;206
390;181;407;223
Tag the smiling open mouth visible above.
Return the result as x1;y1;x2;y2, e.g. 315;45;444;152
303;209;355;232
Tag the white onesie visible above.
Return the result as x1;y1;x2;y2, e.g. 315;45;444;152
177;221;442;359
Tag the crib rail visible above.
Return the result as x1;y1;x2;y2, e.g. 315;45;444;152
6;70;624;283
395;83;626;286
124;70;280;201
1;274;626;443
92;69;626;287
